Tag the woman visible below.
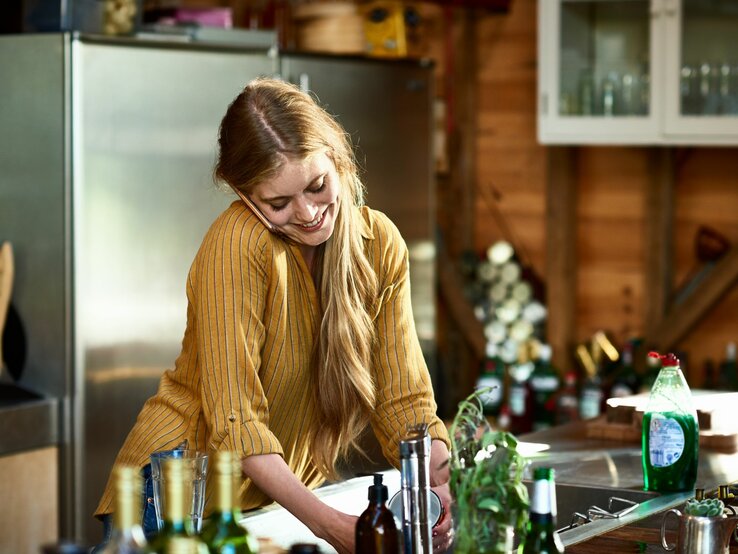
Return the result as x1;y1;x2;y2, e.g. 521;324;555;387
95;77;453;553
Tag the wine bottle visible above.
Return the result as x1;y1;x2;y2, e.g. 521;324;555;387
100;466;147;554
519;467;564;553
528;344;560;431
200;451;259;554
167;537;209;554
149;458;208;554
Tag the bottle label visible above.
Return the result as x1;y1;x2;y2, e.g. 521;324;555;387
649;413;685;467
476;376;503;407
530;376;559;392
509;386;527;416
580;389;602;419
531;479;557;517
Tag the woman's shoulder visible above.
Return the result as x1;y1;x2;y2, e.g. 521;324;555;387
359;206;404;245
197;200;276;262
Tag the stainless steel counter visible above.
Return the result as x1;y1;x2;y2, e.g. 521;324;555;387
0;384;59;456
521;420;738;491
240;421;738;552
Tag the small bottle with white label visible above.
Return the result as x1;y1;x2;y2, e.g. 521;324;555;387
642;352;699;492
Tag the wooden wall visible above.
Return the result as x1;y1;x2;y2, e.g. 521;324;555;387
472;0;738;383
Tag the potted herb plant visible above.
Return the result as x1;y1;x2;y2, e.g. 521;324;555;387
448;389;530;553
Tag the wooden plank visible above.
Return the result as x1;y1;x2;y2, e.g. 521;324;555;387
644;148;674;341
652;245;738;351
546;147;577;370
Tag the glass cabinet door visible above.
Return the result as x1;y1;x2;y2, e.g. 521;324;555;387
664;0;738;140
559;1;650;117
539;0;661;144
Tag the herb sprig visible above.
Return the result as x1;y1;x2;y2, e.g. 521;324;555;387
448;388;530;553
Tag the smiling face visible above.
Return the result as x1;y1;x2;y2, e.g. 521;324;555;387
249;151;341;248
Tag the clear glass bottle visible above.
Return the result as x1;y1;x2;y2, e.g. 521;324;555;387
200;451;259;554
519;467;564;553
100;465;147;554
642;352;699;492
149;459;208;554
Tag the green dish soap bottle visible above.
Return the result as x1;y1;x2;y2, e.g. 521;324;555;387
642;351;699;492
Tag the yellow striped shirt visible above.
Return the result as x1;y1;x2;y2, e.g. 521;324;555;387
96;201;449;516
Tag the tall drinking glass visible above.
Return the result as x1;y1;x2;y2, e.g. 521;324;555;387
150;449;208;533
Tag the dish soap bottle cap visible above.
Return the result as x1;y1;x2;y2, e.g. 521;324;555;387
368;473;388;503
649;351;680;367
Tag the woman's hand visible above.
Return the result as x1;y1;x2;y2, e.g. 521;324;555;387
430;439;454;553
312;509;357;554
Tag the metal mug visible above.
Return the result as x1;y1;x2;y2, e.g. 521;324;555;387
661;509;738;554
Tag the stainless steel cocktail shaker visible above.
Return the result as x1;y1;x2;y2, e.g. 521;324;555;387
399;423;432;554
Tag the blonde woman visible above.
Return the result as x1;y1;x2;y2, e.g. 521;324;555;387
94;78;452;553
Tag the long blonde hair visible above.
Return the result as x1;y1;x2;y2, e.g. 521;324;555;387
214;78;378;478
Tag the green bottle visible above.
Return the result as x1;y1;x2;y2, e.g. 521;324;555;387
149;459;208;554
642;352;699;492
519;467;564;553
200;451;259;554
528;344;560;431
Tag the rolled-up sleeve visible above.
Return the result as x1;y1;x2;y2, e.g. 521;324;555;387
369;215;450;465
194;209;284;459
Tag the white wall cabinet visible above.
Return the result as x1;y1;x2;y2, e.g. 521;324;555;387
538;0;738;145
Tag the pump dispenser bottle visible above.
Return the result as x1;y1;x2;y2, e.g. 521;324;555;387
356;474;400;554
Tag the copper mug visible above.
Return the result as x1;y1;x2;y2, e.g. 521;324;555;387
661;509;738;554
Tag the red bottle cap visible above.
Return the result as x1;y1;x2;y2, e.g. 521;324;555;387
648;351;680;367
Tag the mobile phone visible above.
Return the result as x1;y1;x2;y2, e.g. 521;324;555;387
230;186;282;235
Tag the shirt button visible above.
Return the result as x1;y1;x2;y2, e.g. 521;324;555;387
228;413;237;422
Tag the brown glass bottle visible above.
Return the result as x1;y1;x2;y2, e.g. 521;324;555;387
355;474;400;554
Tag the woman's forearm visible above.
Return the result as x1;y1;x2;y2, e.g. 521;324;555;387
240;453;356;553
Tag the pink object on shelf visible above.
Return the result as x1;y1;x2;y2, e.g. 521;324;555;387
173;8;233;28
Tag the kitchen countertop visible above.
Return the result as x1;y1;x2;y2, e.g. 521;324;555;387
241;420;738;552
0;383;59;456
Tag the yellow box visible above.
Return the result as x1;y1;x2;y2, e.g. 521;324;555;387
361;1;407;58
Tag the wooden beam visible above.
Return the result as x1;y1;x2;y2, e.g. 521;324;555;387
651;245;738;351
437;245;487;360
417;0;511;12
443;7;477;256
644;148;674;340
545;147;577;371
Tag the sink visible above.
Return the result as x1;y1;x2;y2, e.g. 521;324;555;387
241;470;402;553
540;482;691;547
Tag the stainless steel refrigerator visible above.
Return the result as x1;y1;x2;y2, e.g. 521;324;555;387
0;32;277;542
0;35;435;544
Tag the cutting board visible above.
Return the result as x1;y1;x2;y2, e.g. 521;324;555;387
586;391;738;452
0;242;13;371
